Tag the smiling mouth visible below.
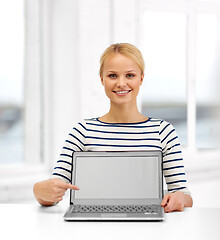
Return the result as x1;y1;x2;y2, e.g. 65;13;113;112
113;90;132;94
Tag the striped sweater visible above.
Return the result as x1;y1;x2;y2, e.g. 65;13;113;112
51;117;190;195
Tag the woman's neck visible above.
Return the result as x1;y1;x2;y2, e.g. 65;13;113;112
100;102;148;123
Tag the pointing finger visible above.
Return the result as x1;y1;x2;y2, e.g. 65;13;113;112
59;182;79;190
52;179;79;190
67;184;80;190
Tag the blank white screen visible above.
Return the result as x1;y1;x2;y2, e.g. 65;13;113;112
74;156;159;199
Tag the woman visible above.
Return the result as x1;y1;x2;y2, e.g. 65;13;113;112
33;43;193;212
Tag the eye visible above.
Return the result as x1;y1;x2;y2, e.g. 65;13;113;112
126;73;135;78
108;74;117;78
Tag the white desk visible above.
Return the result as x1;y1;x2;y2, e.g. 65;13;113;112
1;203;219;240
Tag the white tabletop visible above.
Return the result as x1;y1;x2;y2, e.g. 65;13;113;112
1;203;219;240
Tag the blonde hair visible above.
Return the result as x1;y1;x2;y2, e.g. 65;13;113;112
99;43;145;76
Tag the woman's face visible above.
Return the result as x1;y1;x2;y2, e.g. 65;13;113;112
101;54;144;106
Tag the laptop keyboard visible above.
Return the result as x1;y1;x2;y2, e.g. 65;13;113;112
72;204;159;214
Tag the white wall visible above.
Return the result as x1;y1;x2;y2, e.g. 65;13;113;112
41;0;82;169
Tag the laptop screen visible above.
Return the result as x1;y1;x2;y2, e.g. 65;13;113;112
73;155;160;199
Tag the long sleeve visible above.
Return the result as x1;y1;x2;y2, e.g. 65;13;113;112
159;120;190;195
51;121;86;183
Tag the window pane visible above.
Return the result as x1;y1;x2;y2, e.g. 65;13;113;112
0;0;24;164
196;14;220;149
141;11;187;145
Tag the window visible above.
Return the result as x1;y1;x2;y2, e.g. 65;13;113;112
0;0;47;203
142;11;187;145
196;13;220;149
0;0;24;165
140;0;220;154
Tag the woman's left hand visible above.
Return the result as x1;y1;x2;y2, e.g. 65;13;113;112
161;191;185;213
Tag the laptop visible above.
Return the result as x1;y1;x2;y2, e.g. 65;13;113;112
64;151;164;221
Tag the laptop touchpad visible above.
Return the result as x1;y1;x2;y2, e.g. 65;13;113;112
101;213;128;218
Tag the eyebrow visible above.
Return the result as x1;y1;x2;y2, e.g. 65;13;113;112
107;70;137;73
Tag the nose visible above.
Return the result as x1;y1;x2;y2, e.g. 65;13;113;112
116;76;127;88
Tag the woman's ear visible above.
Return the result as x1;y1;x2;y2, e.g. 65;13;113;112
100;74;104;86
140;73;144;85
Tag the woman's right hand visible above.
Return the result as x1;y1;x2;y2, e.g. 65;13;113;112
33;178;79;206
